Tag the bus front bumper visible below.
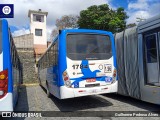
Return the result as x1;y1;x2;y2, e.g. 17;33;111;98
60;81;118;99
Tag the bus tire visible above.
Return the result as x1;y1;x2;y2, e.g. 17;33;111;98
46;82;51;98
39;79;42;86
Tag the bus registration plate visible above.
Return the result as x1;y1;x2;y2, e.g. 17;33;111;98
86;78;96;83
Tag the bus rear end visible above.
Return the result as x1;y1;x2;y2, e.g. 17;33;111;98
59;29;117;99
0;20;13;112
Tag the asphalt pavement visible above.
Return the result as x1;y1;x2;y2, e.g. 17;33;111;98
1;84;160;120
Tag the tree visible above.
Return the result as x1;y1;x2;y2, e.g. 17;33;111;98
56;15;79;29
126;23;136;29
77;4;128;33
50;15;79;40
50;28;58;41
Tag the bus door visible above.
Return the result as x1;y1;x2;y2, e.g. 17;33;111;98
140;31;160;104
144;33;160;86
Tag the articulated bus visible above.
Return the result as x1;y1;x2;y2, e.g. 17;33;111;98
115;14;160;105
0;19;22;112
38;29;117;99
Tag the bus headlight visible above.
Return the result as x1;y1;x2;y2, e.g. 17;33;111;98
63;71;67;76
0;90;4;96
65;80;71;87
111;68;117;84
62;70;72;88
0;69;8;99
0;74;6;80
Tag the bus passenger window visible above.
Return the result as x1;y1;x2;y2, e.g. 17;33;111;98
145;34;158;63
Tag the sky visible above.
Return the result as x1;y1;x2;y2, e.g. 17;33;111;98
1;0;160;40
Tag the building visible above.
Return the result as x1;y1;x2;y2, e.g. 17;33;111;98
28;9;48;57
12;9;49;82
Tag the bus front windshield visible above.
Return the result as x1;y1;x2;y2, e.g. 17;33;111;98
66;34;112;60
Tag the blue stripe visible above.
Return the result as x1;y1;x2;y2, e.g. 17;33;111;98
109;32;117;80
70;60;108;86
58;31;67;86
2;19;13;92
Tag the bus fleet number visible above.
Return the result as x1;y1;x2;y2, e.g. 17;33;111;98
72;64;83;69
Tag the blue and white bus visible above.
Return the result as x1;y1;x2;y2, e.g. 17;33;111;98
0;19;22;112
38;29;117;99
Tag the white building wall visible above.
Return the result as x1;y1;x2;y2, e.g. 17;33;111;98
30;13;47;45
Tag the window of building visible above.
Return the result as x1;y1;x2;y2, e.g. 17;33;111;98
35;29;42;36
33;14;44;22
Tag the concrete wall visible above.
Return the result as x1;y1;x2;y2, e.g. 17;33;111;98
17;49;38;83
14;34;37;83
14;34;34;49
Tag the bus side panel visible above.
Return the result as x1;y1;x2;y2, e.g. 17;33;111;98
2;20;12;93
12;61;20;107
58;31;67;87
47;66;60;98
110;32;118;82
39;68;47;89
0;20;3;72
1;19;13;111
110;32;117;70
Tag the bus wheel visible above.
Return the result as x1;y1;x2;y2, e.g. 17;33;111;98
46;82;51;98
39;79;42;86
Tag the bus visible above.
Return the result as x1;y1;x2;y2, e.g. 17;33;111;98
0;19;22;112
115;14;160;105
38;29;117;99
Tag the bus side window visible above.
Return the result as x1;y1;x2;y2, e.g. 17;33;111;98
14;51;16;68
11;41;14;65
48;48;50;67
44;54;46;68
49;44;54;67
13;47;15;68
53;43;56;65
46;51;49;68
42;57;44;69
41;58;43;69
55;41;58;65
15;51;17;69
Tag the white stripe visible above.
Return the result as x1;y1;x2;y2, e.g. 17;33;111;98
0;52;3;72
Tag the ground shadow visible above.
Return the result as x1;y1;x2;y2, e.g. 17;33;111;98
41;86;113;112
15;85;29;111
103;93;160;112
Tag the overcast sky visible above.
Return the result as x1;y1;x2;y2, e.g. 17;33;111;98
1;0;160;40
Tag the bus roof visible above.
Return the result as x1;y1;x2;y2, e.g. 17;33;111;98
60;29;113;35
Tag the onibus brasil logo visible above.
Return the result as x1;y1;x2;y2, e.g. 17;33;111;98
2;6;11;15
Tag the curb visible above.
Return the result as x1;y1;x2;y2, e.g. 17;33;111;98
20;83;39;87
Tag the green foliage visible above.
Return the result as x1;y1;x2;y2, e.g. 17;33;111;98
78;4;128;33
126;23;137;29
